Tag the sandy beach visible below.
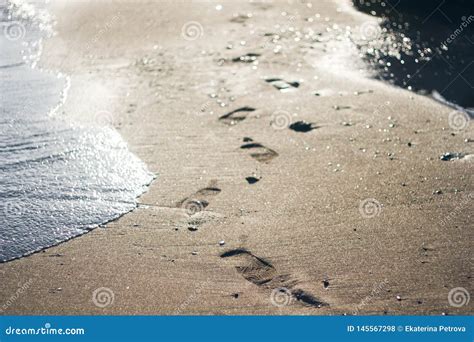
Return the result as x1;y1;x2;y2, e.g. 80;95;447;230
0;0;472;315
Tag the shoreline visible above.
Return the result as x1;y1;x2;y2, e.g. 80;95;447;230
0;0;472;315
0;1;154;263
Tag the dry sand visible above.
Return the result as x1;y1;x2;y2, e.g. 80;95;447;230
0;0;472;315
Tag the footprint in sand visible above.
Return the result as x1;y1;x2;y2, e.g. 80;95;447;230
177;180;221;216
265;78;299;92
240;138;278;163
333;105;351;110
220;248;328;308
219;106;256;125
230;13;253;24
232;53;260;63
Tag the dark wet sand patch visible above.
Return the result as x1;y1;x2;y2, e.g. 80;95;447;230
333;105;351;110
245;176;260;184
292;288;327;307
230;13;252;23
219;106;256;125
289;121;318;133
240;141;278;163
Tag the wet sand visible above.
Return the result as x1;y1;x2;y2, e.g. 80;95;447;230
0;0;472;315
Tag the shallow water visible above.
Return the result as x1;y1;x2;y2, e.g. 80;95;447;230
0;1;154;262
353;0;474;112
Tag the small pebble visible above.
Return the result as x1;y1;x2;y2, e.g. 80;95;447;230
396;295;402;301
219;240;225;246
